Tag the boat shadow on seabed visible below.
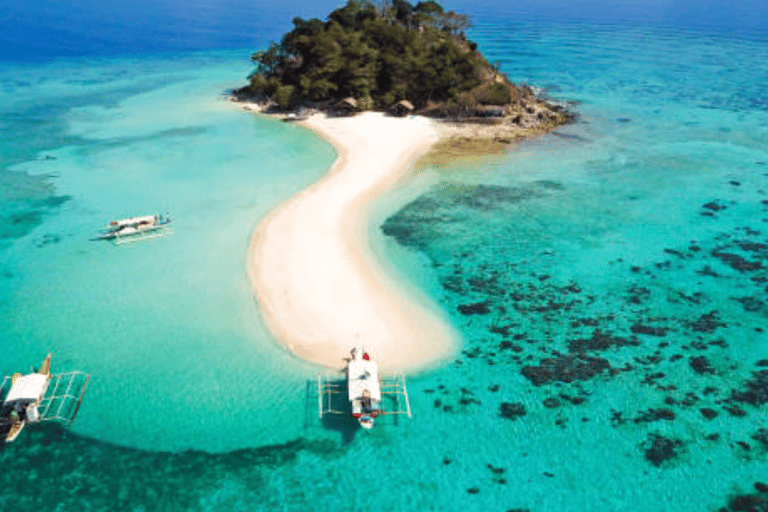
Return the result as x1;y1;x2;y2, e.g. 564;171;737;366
305;379;361;445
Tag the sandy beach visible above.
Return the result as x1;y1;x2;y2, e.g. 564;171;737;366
246;111;459;370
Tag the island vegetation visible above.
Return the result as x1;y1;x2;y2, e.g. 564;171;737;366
234;0;572;145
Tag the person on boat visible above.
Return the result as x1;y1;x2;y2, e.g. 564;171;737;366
14;403;26;422
360;390;372;412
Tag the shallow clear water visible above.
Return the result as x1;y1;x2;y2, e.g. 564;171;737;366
1;7;767;512
0;52;337;452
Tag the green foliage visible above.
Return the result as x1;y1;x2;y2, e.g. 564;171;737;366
478;83;512;105
274;85;296;109
415;1;443;15
248;0;488;109
358;95;374;110
250;42;287;76
249;74;269;93
456;92;476;110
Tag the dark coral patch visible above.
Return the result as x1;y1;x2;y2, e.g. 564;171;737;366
689;356;715;374
458;301;491;315
521;355;611;386
631;323;670;337
730;370;768;406
738;241;768;252
725;491;768;512
732;296;767;313
703;201;726;211
724;405;748;417
500;402;526;420
643;434;683;467
568;329;638;352
687;311;727;333
633;408;675;423
711;250;763;273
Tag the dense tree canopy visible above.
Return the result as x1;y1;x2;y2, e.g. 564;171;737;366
246;0;486;109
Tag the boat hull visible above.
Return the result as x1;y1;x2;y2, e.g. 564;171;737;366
96;214;171;244
5;421;25;443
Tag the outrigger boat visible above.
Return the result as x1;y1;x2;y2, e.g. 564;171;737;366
318;347;411;429
96;213;171;244
0;354;90;443
347;347;381;429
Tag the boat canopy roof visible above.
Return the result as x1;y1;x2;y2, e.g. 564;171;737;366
348;356;381;401
110;215;157;228
4;374;48;403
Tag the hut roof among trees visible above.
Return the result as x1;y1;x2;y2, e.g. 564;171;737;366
396;99;414;110
389;99;415;116
337;97;359;109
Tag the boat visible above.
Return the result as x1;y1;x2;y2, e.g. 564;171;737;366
347;347;382;429
96;213;171;244
281;109;310;122
1;354;90;443
317;347;412;429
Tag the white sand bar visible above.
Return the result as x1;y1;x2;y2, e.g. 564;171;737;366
247;112;458;370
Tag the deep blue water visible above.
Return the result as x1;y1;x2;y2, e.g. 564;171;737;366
1;0;767;61
1;1;768;511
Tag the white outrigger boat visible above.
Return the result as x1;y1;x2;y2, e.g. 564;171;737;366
318;347;411;429
96;213;171;244
0;354;90;443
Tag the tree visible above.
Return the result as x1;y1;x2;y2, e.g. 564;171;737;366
414;1;443;14
439;10;472;34
392;0;414;27
251;42;286;75
274;85;296;109
244;1;487;109
328;0;377;30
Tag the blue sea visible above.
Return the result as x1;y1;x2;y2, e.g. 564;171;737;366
1;0;767;510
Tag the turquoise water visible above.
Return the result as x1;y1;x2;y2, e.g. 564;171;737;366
2;13;768;512
0;52;338;452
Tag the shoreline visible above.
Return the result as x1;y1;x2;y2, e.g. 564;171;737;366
244;106;460;371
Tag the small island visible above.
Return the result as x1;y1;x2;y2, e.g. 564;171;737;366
233;0;573;149
239;1;574;371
